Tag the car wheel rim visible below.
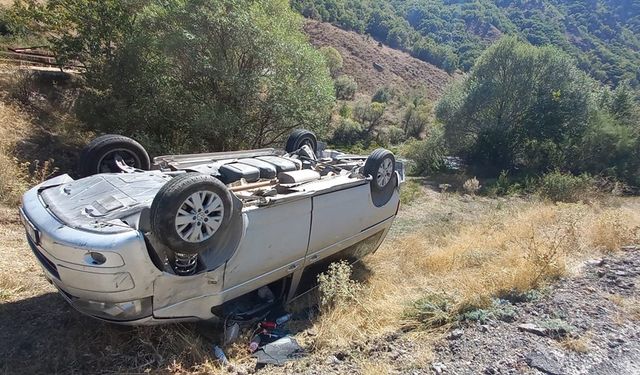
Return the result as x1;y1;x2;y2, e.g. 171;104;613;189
97;149;140;173
376;158;393;187
175;191;224;243
300;138;313;150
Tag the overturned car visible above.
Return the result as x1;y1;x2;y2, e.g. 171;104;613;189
19;130;403;324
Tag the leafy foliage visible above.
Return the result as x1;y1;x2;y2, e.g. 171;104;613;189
294;0;640;86
13;0;335;153
536;171;594;203
331;118;365;145
371;86;392;103
437;37;592;173
402;128;446;176
435;37;640;185
334;75;358;100
320;46;343;77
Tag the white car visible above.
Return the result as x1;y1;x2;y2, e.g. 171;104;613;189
19;130;402;324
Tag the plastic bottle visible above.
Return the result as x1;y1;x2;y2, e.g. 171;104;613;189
275;313;292;325
213;345;228;365
249;335;261;353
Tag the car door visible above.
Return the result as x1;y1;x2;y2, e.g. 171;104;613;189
222;197;312;291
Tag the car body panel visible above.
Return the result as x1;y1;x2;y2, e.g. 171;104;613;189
20;146;403;324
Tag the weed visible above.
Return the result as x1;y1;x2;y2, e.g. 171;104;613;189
318;261;363;309
561;336;590;353
537;171;594;203
404;294;454;329
463;177;480;195
540;318;576;338
588;209;638;252
400;180;423;205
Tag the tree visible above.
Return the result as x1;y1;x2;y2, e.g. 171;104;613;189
436;37;592;173
403;99;433;139
334;75;357;100
353;101;385;134
15;0;335;153
320;46;343;78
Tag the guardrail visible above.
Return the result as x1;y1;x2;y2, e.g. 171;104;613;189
0;46;83;72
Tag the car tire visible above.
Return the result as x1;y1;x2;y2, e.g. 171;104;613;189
79;134;151;177
150;173;233;255
364;148;396;191
364;148;397;207
285;129;318;153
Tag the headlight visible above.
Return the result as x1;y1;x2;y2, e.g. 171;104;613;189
71;297;153;321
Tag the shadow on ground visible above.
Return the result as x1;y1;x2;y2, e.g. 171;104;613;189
0;292;216;374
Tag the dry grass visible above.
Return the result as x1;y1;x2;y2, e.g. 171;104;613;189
0;101;34;205
310;200;640;351
587;207;639;252
561;336;590;353
608;294;640;322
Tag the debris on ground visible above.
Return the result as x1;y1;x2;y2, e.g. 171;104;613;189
213;345;229;365
254;336;303;366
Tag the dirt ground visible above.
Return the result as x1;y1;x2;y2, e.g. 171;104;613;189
2;185;640;374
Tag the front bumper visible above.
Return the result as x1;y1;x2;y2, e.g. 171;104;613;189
20;183;163;322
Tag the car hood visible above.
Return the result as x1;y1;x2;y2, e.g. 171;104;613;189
39;172;170;233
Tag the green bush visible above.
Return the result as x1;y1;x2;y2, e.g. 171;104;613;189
403;99;433;139
401;128;446;176
16;0;335;153
384;126;406;145
437;37;592;173
372;86;392;103
335;75;357;100
338;103;352;118
320;46;343;78
536;171;594;203
331;118;365;146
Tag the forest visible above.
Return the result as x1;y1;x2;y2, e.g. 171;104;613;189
292;0;640;86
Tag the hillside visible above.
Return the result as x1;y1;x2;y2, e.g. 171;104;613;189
304;20;454;100
294;0;640;86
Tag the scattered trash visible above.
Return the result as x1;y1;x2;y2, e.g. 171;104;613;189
254;336;303;366
249;335;262;353
260;321;277;330
213;345;229;365
224;322;240;345
275;313;292;326
244;310;301;365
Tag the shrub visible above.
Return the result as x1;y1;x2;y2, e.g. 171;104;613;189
353;101;385;134
463;177;481;195
331;118;365;146
404;294;454;328
402;128;446;175
403;100;433;139
338;103;352;118
372;86;392;103
384;126;406;145
335;75;358;100
317;261;363;308
320;46;343;78
536;171;594;203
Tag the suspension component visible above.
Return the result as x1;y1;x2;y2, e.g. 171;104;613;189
173;252;198;276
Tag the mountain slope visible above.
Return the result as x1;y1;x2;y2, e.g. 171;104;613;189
304;20;453;100
295;0;640;86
